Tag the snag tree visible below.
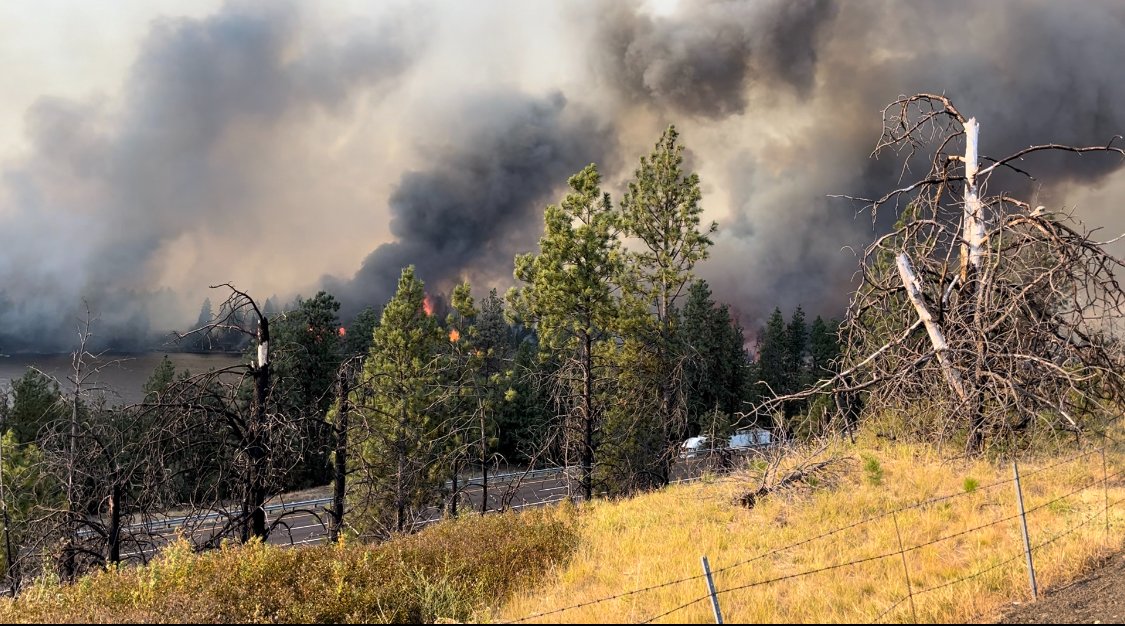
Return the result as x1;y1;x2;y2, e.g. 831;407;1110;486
758;94;1125;453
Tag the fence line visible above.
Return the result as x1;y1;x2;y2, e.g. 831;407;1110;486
506;444;1119;624
874;492;1125;622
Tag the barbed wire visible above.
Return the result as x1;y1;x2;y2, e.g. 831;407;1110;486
506;445;1115;624
874;490;1125;623
639;456;1123;623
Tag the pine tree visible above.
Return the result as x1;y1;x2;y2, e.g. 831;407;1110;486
808;316;840;378
512;164;621;501
619;126;717;486
342;306;380;359
755;308;789;433
351;266;447;535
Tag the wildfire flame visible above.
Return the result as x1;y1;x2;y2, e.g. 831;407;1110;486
422;294;434;316
338;327;346;337
449;328;460;342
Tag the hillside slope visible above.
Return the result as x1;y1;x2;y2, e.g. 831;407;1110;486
497;440;1125;623
0;437;1121;624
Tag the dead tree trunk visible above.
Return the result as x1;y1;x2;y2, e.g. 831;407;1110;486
243;315;270;542
896;253;966;400
106;481;121;566
961;118;988;453
329;367;349;543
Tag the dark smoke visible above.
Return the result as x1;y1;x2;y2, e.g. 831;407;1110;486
583;0;1125;331
591;0;838;119
329;92;617;318
3;0;1125;353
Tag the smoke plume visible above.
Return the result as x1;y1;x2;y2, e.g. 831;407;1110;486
2;0;1124;351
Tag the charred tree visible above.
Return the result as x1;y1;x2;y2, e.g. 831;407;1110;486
753;94;1125;453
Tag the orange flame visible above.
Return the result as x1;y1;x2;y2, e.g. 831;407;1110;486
338;327;346;337
422;294;434;316
449;328;460;342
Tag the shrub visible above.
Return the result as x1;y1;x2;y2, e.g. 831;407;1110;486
862;454;884;486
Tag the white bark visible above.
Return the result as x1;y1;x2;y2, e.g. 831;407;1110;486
897;253;967;400
962;117;986;276
257;340;269;368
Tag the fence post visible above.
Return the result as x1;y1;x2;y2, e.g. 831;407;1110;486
701;556;723;624
1013;461;1038;600
892;511;919;623
1102;447;1110;544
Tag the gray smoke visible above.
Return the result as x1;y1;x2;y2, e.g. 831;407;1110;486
583;0;1125;330
591;0;837;118
2;0;1125;352
0;1;418;351
328;92;617;318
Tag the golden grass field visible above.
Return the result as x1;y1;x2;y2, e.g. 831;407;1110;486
495;436;1125;624
1;433;1122;624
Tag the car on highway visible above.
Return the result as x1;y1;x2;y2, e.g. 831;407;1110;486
679;435;718;459
729;427;772;451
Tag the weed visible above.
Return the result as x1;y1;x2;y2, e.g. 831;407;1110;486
862;454;884;486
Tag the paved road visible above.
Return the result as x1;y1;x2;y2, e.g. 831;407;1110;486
113;449;754;560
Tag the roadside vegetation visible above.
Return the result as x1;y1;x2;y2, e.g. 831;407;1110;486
0;431;1120;624
0;505;578;624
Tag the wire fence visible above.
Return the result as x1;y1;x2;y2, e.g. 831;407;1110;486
505;443;1123;624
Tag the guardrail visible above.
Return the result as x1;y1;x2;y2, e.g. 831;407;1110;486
92;466;569;538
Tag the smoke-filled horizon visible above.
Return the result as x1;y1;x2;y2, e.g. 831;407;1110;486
2;0;1125;352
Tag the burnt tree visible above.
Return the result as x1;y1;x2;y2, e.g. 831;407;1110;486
754;94;1125;453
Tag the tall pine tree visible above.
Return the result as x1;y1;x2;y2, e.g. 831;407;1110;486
512;164;621;501
351;267;447;535
619;125;717;486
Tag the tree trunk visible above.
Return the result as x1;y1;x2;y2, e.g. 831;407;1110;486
582;332;594;502
960;118;987;453
244;316;270;542
896;253;967;400
450;462;459;517
63;386;79;581
396;403;407;534
480;400;488;515
107;482;121;566
329;368;349;543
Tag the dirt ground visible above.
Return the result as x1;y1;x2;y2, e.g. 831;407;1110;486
997;552;1125;623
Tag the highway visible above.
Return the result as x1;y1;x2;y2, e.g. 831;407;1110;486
110;451;751;561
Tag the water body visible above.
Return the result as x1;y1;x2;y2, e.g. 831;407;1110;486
0;352;245;406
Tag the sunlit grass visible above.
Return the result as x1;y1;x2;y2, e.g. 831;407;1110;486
496;438;1125;624
1;434;1119;624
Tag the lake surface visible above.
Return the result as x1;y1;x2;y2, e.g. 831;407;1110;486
0;352;245;406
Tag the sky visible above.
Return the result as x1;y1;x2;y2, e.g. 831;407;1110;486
2;0;1124;351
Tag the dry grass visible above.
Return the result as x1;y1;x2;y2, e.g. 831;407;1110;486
496;437;1125;624
0;505;579;624
2;435;1121;624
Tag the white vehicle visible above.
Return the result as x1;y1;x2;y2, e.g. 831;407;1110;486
729;428;772;451
679;435;716;459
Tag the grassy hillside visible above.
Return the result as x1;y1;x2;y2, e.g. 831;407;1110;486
497;437;1125;623
1;435;1122;624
